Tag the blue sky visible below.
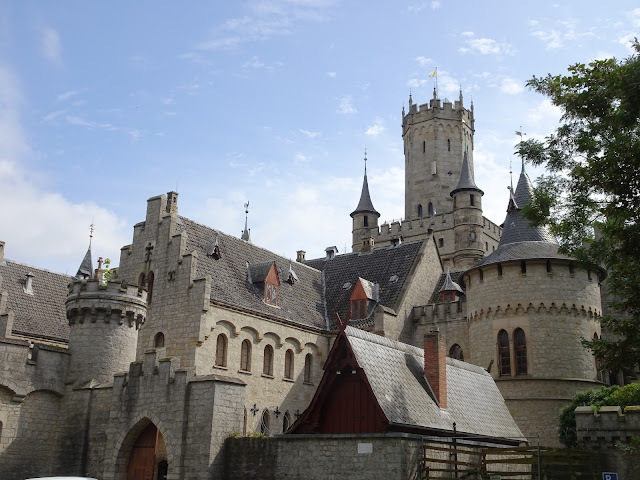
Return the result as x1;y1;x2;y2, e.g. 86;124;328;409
1;1;638;274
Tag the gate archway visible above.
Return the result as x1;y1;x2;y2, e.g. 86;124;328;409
115;418;168;480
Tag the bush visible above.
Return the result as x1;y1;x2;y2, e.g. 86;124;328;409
559;384;640;448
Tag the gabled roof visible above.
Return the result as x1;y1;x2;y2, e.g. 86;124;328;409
0;260;72;343
305;241;426;326
176;216;327;330
290;325;523;441
350;173;379;217
450;151;483;196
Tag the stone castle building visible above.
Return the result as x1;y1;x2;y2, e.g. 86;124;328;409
0;91;606;479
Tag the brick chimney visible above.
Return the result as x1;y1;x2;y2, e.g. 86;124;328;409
296;250;306;263
424;330;447;408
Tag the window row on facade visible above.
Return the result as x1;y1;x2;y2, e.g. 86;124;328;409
497;328;527;376
215;334;313;383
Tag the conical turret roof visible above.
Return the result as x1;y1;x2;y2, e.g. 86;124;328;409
350;173;380;218
450;151;483;197
76;245;93;279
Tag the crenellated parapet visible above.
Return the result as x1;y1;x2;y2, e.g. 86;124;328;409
66;279;147;327
403;96;474;130
412;302;465;324
575;405;640;448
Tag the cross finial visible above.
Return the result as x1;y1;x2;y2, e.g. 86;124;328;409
515;127;527;172
364;146;368;175
89;221;95;247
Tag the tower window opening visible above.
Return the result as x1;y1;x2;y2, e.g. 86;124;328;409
438;238;444;248
138;272;146;292
521;261;526;274
423;141;426;153
470;194;475;206
569;262;575;274
215;334;228;367
154;332;165;348
479;269;484;282
498;329;511;376
428;202;435;216
588;269;592;281
497;264;503;276
449;344;464;361
485;242;488;251
514;328;527;375
418;204;423;218
304;354;312;383
447;139;451;151
363;215;368;227
147;271;155;304
546;260;552;273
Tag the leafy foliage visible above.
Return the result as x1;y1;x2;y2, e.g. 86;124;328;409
518;40;640;374
559;384;640;448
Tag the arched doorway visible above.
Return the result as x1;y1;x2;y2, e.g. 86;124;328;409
125;422;167;480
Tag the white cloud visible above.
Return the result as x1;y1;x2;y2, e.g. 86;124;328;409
500;77;523;95
431;1;441;9
0;64;129;272
415;56;434;67
365;120;385;136
526;99;563;136
459;35;515;56
41;27;62;66
242;56;283;71
56;89;83;102
528;18;594;50
631;8;640;27
407;78;427;88
294;153;311;165
299;129;320;138
337;95;356;114
326;71;336;78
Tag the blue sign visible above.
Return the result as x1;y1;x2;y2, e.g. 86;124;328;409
603;473;618;480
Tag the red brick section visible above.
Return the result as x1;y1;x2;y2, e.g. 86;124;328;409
424;332;447;409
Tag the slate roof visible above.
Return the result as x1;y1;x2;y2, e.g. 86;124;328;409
0;259;72;343
350;173;380;217
429;270;464;304
76;245;93;278
346;326;523;439
451;151;483;196
176;216;327;330
305;241;426;325
469;170;568;270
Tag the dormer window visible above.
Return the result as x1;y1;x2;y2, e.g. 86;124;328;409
265;282;278;305
351;299;367;319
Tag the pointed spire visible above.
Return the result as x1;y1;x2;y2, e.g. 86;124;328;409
241;201;251;242
350;149;379;218
450;151;483;197
76;223;94;279
513;169;535;209
459;87;463;106
439;267;464;294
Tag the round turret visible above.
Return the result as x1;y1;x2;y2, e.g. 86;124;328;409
65;279;147;386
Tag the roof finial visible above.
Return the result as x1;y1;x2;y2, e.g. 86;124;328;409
509;157;514;191
515;127;526;173
364;146;368;176
89;221;94;247
241;201;251;242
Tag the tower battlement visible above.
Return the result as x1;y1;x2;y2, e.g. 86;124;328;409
403;97;473;127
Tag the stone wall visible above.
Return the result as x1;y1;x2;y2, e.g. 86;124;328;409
575;405;640;479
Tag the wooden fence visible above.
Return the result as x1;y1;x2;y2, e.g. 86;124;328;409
421;442;601;479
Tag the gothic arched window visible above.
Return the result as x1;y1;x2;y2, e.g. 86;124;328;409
304;353;312;383
154;332;165;348
284;349;294;380
514;328;527;375
147;271;155;304
240;339;251;372
260;410;270;435
449;344;464;361
263;345;274;376
215;334;227;367
418;204;423;218
428;202;435;216
283;411;292;433
498;329;511;376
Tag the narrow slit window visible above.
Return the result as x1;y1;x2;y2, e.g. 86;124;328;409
514;328;527;375
263;345;274;376
423;141;426;153
497;264;503;276
240;339;251;371
215;334;227;367
470;194;475;206
284;349;294;379
447;139;451;151
304;354;312;383
521;261;526;274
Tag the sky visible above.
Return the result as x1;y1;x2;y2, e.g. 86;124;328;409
1;1;638;275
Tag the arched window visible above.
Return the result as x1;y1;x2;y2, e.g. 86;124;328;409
363;215;368;227
147;271;155;304
138;272;145;291
513;328;527;375
243;408;247;435
284;349;294;379
498;329;511;376
417;204;423;218
263;345;274;376
449;344;464;361
260;410;270;435
428;202;435;216
215;334;227;367
154;332;165;348
304;354;312;383
283;411;292;433
240;339;251;372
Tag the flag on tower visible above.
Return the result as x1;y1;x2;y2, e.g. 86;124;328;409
429;68;437;78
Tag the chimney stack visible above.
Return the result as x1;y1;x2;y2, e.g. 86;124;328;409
296;250;306;263
24;272;35;294
166;191;179;214
325;246;338;260
424;330;447;408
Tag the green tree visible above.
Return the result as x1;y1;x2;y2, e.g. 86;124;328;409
517;40;640;375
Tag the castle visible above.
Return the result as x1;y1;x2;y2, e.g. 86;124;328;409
0;91;606;479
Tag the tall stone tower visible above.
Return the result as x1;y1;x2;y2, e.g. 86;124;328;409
450;151;485;270
351;153;380;253
402;89;474;220
65;278;147;386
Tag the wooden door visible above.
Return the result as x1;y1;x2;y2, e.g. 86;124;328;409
126;423;158;480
